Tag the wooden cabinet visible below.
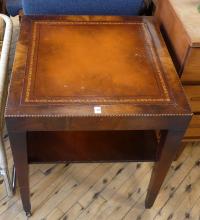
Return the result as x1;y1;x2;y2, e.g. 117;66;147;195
156;0;200;141
184;116;200;140
182;48;200;83
184;86;200;113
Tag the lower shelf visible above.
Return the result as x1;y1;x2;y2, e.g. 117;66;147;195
27;130;158;163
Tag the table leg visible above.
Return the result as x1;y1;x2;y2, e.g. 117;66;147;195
8;131;31;216
145;130;185;208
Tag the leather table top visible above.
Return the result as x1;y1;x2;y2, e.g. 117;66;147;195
5;16;191;118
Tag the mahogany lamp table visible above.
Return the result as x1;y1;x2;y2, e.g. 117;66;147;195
5;16;192;216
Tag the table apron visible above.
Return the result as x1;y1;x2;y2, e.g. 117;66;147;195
5;116;191;132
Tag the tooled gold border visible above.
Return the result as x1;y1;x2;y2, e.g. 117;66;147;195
5;113;192;118
25;21;171;103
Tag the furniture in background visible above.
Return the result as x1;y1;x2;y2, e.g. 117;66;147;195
5;15;191;216
0;13;13;197
0;0;6;14
6;0;146;16
156;0;200;141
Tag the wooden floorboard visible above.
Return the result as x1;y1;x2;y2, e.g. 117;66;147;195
1;141;200;220
0;16;200;220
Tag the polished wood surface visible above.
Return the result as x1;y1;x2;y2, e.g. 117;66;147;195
5;16;191;216
27;131;158;163
184;84;200;140
6;16;191;117
156;0;200;77
185;116;200;140
156;0;200;141
165;0;200;44
184;86;200;113
181;48;200;83
155;0;188;73
1;16;199;220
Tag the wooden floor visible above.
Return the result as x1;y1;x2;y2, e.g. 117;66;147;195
0;17;200;220
1;138;200;220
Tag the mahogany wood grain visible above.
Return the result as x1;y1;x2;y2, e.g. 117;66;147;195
184;115;200;141
7;131;31;216
184;86;200;113
27;131;158;163
155;0;189;74
5;16;192;215
145;130;186;207
181;48;200;84
155;0;200;141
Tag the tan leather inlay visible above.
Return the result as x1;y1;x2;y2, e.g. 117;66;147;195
24;20;170;104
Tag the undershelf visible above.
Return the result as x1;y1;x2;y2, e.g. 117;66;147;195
27;130;158;163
